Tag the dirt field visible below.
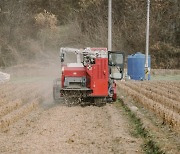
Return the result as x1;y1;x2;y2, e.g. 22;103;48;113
0;63;143;154
118;79;180;154
119;80;180;131
0;63;179;153
0;103;142;153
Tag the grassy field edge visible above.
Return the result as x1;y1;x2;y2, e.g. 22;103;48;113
115;98;165;154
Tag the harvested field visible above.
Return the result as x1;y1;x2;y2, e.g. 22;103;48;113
0;81;142;153
118;81;180;131
0;63;143;154
0;64;179;153
0;82;48;132
151;69;180;76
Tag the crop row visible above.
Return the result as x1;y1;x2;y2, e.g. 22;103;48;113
119;82;180;131
125;82;180;113
155;81;180;93
0;82;47;131
0;84;40;105
142;82;180;102
0;86;43;118
157;81;180;89
0;99;23;117
0;99;39;132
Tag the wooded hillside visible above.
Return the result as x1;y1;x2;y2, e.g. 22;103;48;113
0;0;179;68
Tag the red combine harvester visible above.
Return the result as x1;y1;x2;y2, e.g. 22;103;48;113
53;47;124;106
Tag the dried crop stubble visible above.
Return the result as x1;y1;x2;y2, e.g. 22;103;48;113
0;98;8;107
0;82;50;131
133;82;180;110
140;82;180;102
0;99;39;131
0;84;39;107
0;99;23;117
14;86;38;100
124;82;180;114
156;81;180;93
0;84;25;101
119;82;180;131
21;89;41;103
159;81;180;89
9;83;43;103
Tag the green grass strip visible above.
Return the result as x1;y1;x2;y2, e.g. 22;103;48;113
116;98;165;154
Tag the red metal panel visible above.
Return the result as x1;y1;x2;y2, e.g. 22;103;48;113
61;66;86;88
86;58;109;97
63;66;86;77
61;59;109;97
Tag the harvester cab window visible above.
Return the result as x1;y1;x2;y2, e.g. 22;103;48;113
108;51;124;80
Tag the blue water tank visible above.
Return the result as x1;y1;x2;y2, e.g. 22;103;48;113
127;52;151;80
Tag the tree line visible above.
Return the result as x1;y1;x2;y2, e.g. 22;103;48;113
0;0;179;68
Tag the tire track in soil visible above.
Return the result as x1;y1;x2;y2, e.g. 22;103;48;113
0;103;142;154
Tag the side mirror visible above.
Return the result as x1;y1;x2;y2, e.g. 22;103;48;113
108;51;124;80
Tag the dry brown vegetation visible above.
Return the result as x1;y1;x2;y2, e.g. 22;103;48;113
118;81;180;131
0;0;179;68
0;82;50;132
151;69;180;76
0;62;179;153
0;64;144;153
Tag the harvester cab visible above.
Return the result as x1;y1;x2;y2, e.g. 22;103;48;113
53;47;124;106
